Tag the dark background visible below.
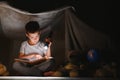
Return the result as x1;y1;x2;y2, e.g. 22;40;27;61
1;0;112;33
0;0;119;76
0;0;114;41
1;0;117;60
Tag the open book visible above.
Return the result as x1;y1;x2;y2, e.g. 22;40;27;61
15;56;53;65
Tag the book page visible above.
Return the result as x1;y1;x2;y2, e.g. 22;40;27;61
15;56;53;65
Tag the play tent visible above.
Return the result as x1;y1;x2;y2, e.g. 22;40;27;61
0;2;113;73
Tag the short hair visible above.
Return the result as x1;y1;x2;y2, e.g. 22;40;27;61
25;21;40;33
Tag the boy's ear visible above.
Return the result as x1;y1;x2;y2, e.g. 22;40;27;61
25;33;29;37
39;31;41;34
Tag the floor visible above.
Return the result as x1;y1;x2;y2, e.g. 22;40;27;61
0;76;117;80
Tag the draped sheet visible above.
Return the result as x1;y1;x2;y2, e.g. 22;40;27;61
0;2;112;66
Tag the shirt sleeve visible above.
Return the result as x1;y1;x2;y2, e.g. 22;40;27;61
19;41;26;53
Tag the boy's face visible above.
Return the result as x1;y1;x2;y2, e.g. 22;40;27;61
26;32;40;45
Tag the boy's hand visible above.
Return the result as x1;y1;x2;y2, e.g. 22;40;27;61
44;56;49;59
48;42;52;47
45;37;52;47
34;54;43;59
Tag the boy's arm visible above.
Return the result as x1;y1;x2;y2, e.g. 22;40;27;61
19;53;35;59
45;42;52;59
19;52;25;58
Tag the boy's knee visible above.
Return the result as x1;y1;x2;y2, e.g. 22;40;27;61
13;62;17;69
13;62;20;70
50;58;55;65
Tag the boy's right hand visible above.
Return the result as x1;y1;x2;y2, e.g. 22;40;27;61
34;54;43;59
20;53;42;59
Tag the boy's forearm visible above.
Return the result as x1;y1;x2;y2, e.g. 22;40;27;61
19;53;34;58
45;45;51;57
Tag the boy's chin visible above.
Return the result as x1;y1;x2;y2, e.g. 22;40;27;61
30;42;38;45
33;42;38;44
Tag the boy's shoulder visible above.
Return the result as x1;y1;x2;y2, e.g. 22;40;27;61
22;40;27;43
21;41;27;45
38;41;45;46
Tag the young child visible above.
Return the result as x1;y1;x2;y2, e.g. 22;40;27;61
13;21;55;76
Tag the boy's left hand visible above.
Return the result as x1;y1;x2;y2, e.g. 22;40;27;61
44;56;49;59
48;42;52;47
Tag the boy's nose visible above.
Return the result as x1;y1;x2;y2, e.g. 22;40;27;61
34;37;38;40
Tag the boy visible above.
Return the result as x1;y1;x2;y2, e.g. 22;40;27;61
13;21;55;76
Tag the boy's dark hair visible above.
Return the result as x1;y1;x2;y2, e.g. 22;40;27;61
25;21;40;33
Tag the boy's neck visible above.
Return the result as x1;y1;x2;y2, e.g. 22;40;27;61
27;40;37;45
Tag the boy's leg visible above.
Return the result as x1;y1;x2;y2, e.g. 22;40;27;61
13;61;30;75
13;61;43;76
33;58;55;72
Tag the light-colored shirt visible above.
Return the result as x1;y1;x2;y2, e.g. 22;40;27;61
20;41;48;57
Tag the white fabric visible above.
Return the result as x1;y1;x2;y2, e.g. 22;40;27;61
20;41;47;56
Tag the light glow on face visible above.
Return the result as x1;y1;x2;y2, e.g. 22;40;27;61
27;32;40;44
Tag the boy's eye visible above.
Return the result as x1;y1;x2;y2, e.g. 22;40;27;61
30;36;39;39
29;36;33;38
29;37;34;39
